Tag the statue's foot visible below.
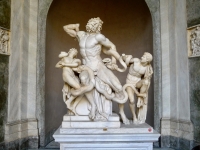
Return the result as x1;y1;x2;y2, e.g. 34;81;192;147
132;118;138;124
89;107;96;120
119;113;130;125
123;118;130;125
138;120;145;124
71;106;78;116
65;100;73;110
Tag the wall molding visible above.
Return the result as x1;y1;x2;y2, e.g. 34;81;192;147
5;119;38;143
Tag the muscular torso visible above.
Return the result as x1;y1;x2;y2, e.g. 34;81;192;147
129;59;147;77
78;32;103;71
62;57;75;75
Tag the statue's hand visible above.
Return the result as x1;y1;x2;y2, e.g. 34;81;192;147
137;93;147;98
75;24;80;32
77;65;85;71
107;63;118;70
60;61;64;65
71;88;82;97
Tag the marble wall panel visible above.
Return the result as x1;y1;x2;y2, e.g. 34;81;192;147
0;0;10;29
0;0;10;144
0;55;8;143
145;0;162;136
187;0;200;27
37;0;53;147
189;57;200;144
187;0;200;147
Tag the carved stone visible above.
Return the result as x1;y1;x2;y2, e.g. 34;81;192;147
56;18;152;126
119;53;153;124
54;17;159;150
0;27;9;55
188;25;200;57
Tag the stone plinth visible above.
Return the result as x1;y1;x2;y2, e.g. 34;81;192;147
62;113;120;128
53;123;160;150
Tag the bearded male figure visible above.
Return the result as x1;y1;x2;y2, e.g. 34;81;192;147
63;17;126;99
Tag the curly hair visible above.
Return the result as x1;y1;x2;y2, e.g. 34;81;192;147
86;17;103;33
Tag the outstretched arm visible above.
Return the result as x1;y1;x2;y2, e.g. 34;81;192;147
121;54;140;66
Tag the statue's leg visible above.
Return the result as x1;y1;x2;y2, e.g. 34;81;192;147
63;73;80;89
136;79;149;94
136;79;150;123
97;64;122;92
65;95;76;110
126;87;138;123
119;104;130;124
136;79;149;106
85;89;96;120
71;95;84;116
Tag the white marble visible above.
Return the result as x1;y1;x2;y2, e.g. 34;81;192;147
161;118;194;140
62;121;120;128
5;119;38;142
61;18;133;122
63;113;119;122
60;18;154;126
6;0;39;142
62;113;120;129
54;125;160;150
160;0;171;119
159;0;193;143
60;123;153;134
119;53;153;124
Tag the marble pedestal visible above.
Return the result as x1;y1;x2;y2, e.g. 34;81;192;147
53;123;160;150
62;113;120;128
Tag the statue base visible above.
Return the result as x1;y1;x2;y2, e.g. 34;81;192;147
53;122;160;150
62;113;120;128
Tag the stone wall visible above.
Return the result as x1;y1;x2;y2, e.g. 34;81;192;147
0;0;10;29
187;0;200;148
0;55;8;143
0;0;10;145
189;57;200;147
187;0;200;27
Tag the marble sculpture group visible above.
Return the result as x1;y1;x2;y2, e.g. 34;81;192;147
56;17;153;125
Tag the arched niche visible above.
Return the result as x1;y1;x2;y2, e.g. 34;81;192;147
37;0;161;147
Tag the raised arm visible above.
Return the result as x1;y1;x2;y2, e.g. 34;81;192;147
121;54;140;66
63;24;80;37
130;58;140;63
